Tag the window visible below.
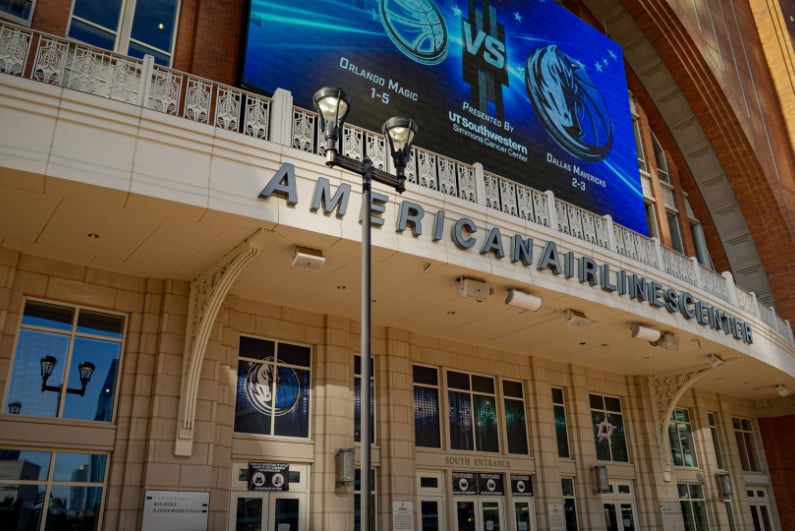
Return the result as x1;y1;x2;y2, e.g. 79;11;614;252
5;299;124;422
590;394;629;462
667;211;684;253
0;448;108;530
747;488;774;531
552;387;570;458
678;483;710;531
690;222;714;269
732;417;761;472
707;412;725;469
447;371;499;452
354;468;376;531
669;408;698;467
633;118;647;172
234;336;311;437
503;380;529;455
725;501;737;531
652;131;670;183
0;0;35;24
645;201;659;238
413;365;441;448
67;0;180;65
562;477;579;531
354;355;375;443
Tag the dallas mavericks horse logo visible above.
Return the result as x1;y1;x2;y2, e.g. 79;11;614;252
380;0;448;65
525;45;614;162
245;358;301;416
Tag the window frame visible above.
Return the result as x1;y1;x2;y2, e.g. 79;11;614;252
66;0;181;66
0;0;36;25
501;378;529;455
589;393;630;463
0;447;110;530
412;364;442;449
446;370;500;453
552;387;570;459
651;131;670;183
707;412;726;470
4;298;126;423
233;335;313;439
667;210;684;253
561;477;579;531
678;483;710;531
669;408;698;467
732;416;762;472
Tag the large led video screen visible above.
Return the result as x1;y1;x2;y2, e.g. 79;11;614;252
242;0;648;235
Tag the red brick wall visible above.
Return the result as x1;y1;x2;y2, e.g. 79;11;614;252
620;0;795;328
758;416;795;530
31;0;70;35
172;0;246;86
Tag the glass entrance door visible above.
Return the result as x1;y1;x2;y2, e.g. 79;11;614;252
230;492;305;531
603;502;635;531
455;498;504;531
513;500;535;531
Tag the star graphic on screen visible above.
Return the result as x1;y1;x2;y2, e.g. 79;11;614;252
594;62;603;72
514;11;522;22
453;5;462;17
608;49;618;61
370;8;379;21
595;417;616;442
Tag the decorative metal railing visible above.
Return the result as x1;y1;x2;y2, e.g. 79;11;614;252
1;21;791;343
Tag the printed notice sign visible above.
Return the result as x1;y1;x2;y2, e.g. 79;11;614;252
141;490;209;531
248;462;290;491
392;501;414;530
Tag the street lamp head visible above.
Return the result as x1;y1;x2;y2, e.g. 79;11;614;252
40;355;56;381
313;86;350;163
383;117;417;186
78;361;96;388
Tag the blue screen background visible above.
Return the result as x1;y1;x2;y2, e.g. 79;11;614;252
242;0;648;235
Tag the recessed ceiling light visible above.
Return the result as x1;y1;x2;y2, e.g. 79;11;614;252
87;233;99;239
337;285;346;290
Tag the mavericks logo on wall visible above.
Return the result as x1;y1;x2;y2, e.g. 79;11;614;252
242;0;647;235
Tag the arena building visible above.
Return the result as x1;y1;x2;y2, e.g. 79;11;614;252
0;1;794;530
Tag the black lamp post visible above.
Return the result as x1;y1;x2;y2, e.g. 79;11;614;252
40;355;95;396
313;86;417;531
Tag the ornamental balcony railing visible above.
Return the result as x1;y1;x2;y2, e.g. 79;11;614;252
0;20;792;343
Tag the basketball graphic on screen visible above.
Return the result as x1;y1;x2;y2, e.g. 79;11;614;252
525;44;614;162
380;0;448;65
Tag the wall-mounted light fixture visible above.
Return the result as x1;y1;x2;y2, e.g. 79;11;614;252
709;354;726;368
40;355;95;396
458;277;491;302
505;289;542;311
630;324;662;343
776;384;791;398
7;401;21;414
593;465;610;493
654;332;679;350
335;448;354;487
291;246;325;270
630;325;678;350
716;472;732;499
566;309;589;327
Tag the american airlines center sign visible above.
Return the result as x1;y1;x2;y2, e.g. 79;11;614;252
242;0;648;235
258;165;754;345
